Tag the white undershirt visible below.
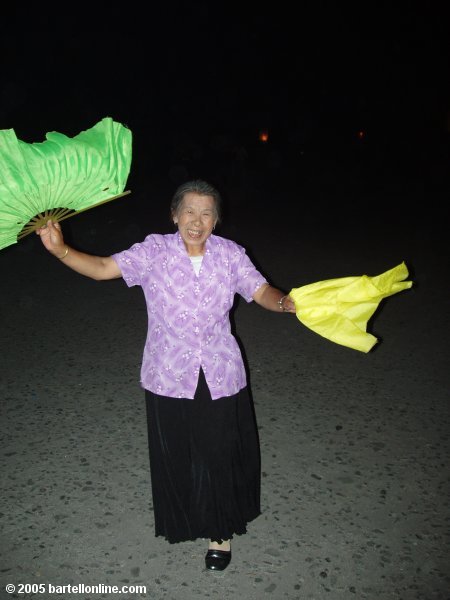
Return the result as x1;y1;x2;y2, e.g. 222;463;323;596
190;255;203;275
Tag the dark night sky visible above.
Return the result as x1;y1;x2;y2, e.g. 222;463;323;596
1;2;449;194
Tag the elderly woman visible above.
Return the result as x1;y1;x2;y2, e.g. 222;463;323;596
37;179;296;571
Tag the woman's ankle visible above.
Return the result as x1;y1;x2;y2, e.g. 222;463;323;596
208;539;231;552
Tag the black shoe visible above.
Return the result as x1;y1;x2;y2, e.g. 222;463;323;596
205;549;232;571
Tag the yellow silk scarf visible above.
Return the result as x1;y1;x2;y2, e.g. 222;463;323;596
289;262;413;352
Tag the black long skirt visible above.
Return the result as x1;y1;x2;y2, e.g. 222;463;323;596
145;369;261;544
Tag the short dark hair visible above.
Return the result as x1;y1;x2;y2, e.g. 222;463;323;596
170;179;222;223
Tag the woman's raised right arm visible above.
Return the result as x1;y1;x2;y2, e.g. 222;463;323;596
36;219;122;281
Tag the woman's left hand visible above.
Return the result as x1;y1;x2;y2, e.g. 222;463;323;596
280;294;296;313
253;284;296;313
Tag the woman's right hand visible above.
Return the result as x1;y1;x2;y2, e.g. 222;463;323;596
36;219;67;258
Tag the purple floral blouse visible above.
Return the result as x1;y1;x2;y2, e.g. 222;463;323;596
112;232;267;399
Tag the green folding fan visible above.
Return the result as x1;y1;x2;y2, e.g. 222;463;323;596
0;117;132;250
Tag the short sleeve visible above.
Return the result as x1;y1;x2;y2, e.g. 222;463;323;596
111;234;162;287
234;248;268;302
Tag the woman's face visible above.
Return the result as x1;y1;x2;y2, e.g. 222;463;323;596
174;192;217;256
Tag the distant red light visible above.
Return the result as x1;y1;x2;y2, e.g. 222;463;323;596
358;130;365;139
259;130;269;143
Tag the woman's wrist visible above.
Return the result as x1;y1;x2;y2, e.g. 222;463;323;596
57;246;69;260
277;295;287;311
